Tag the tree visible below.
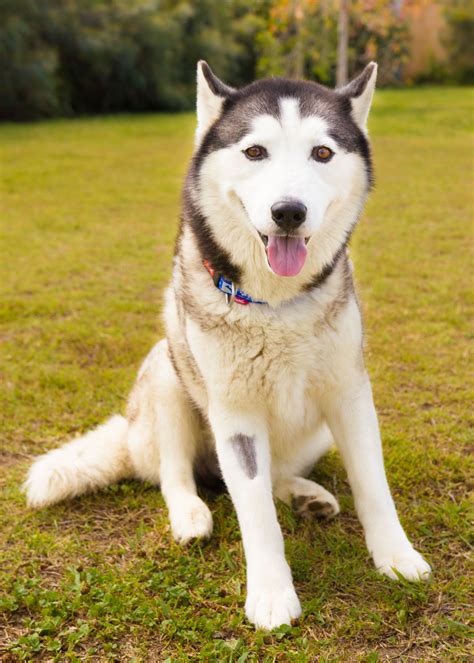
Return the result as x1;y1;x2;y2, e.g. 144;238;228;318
256;0;412;86
336;0;348;86
443;0;474;83
0;0;269;120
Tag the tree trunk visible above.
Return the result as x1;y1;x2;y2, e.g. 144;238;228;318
336;0;349;87
287;0;304;79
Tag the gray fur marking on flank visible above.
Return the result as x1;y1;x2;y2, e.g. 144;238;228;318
230;434;257;479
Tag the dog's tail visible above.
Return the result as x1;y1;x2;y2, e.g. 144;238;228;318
24;415;133;508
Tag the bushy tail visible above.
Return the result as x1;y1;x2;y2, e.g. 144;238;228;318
24;415;133;508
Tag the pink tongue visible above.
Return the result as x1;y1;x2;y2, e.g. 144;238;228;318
267;236;308;276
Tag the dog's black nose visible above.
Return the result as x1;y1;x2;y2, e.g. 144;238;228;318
271;200;307;231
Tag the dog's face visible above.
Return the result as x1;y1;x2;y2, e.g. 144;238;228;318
192;62;377;278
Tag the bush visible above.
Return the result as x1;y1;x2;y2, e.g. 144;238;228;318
443;0;474;84
0;0;267;120
0;2;63;119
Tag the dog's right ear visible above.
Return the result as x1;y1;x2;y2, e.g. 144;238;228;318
196;61;234;146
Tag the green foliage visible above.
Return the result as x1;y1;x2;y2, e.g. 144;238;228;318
0;1;62;119
443;0;474;83
349;1;410;85
0;87;472;659
255;0;410;85
0;0;268;120
0;0;472;120
255;2;338;83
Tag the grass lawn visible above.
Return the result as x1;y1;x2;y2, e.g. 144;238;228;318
1;87;472;661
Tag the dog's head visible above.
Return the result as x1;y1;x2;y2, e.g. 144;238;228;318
188;61;376;286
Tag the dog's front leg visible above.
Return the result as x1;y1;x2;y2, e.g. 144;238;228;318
323;375;431;581
208;406;301;630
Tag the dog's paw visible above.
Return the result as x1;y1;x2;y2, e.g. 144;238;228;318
292;492;340;520
169;495;213;544
245;585;302;630
289;478;340;520
374;548;431;581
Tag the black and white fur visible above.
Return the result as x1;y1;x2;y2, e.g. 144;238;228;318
25;62;431;630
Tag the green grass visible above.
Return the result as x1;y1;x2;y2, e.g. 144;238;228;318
1;87;472;661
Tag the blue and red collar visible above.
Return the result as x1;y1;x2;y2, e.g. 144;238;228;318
204;260;267;306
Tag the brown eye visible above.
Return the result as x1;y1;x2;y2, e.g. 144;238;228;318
243;145;268;160
312;145;334;162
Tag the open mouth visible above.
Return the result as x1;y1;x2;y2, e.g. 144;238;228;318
258;233;310;277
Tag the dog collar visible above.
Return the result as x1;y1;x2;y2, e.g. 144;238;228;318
203;260;267;306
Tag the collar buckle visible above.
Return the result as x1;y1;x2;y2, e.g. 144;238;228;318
203;260;267;306
225;281;236;306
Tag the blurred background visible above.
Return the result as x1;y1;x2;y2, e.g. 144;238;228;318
1;0;473;121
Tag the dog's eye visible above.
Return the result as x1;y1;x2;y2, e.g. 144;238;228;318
243;145;268;160
312;146;334;162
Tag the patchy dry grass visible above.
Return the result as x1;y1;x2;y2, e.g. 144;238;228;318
1;87;472;661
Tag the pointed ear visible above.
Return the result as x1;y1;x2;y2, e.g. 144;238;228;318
196;61;234;146
337;62;377;131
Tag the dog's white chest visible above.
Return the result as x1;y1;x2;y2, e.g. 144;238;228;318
188;309;336;430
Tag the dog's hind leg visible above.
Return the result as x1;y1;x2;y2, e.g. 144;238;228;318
127;340;213;544
274;476;340;519
272;424;339;519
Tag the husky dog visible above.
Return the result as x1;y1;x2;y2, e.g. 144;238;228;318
25;61;431;629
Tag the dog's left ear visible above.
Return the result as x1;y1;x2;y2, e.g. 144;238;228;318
196;61;235;146
337;62;377;131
